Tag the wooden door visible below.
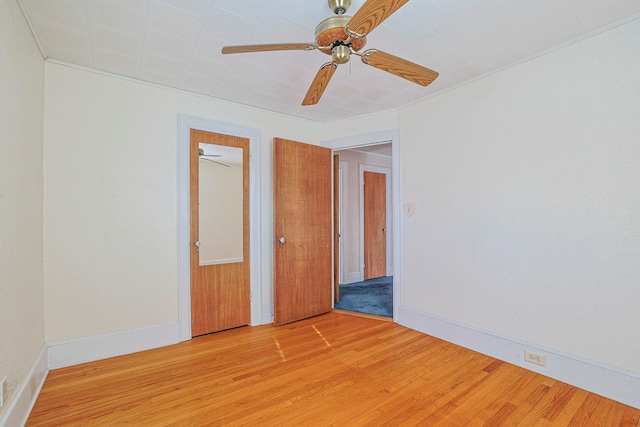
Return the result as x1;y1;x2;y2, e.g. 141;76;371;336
190;129;250;336
363;171;386;280
273;138;332;326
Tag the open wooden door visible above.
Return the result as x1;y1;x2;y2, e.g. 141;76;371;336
363;171;386;280
191;129;250;336
273;138;332;326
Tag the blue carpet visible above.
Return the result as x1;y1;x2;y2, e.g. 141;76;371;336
334;276;393;317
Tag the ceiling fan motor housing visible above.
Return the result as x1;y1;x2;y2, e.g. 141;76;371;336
315;15;366;55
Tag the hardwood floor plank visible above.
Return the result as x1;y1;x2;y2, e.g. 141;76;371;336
517;381;575;426
585;396;619;427
431;364;527;426
27;312;637;426
494;373;550;425
542;382;579;421
467;369;542;427
567;393;611;426
548;388;590;426
605;401;637;427
619;406;640;427
484;402;519;427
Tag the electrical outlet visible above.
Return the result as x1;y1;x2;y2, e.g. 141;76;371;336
0;376;7;408
524;350;547;367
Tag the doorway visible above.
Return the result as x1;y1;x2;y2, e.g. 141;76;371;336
332;142;394;317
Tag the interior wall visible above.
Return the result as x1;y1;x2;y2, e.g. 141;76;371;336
322;112;398;141
0;0;45;415
335;149;392;283
43;62;321;342
399;18;640;374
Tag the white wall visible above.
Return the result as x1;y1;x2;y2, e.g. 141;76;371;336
399;18;640;374
0;0;45;417
322;111;398;141
43;62;321;342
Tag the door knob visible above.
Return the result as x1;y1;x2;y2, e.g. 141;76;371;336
279;237;286;244
194;240;200;252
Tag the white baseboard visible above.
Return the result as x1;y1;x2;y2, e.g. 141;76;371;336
261;304;274;325
48;322;180;369
344;272;362;284
397;306;640;410
0;344;48;427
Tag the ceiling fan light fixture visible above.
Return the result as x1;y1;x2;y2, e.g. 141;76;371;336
332;45;351;64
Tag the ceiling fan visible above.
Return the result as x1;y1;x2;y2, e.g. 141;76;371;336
199;148;230;168
221;0;439;106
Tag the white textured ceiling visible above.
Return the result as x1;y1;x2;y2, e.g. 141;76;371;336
18;0;640;123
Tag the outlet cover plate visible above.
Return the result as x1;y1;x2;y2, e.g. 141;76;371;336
524;350;547;367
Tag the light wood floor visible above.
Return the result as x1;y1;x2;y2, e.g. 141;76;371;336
28;312;639;426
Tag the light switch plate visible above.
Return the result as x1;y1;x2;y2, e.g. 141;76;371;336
403;202;416;217
0;376;7;408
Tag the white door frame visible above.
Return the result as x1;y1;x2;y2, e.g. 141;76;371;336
323;129;401;320
359;164;392;280
177;114;262;342
338;160;348;284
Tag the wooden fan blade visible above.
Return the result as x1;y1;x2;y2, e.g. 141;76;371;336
302;63;338;106
222;43;314;54
347;0;410;37
199;157;230;167
361;49;439;86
